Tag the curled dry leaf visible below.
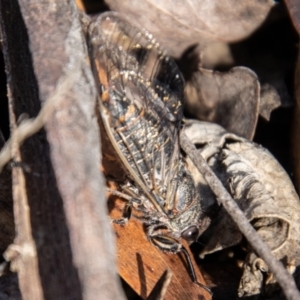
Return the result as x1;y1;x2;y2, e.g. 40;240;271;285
184;67;260;140
184;120;300;297
105;0;275;57
108;195;211;300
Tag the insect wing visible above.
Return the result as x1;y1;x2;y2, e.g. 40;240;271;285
89;12;185;211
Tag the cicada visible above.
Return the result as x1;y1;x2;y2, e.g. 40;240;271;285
88;12;210;290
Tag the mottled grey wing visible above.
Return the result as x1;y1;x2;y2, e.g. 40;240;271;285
89;12;185;210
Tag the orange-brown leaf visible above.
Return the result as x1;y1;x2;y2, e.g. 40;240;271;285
109;197;211;300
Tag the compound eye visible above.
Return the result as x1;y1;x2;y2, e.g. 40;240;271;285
181;225;199;242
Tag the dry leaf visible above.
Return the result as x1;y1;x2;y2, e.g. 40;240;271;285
105;0;274;57
184;67;260;140
184;120;300;297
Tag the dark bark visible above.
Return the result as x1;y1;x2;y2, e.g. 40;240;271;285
0;0;125;299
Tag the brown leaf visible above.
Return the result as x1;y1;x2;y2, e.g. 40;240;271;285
185;67;260;140
109;197;211;300
105;0;274;57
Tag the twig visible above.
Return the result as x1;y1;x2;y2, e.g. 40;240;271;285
180;131;300;300
6;84;43;299
0;74;75;173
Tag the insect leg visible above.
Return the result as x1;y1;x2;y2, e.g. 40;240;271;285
112;201;132;225
180;247;211;293
148;230;211;293
107;188;141;225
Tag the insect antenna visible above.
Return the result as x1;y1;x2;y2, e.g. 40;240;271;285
106;187;135;202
